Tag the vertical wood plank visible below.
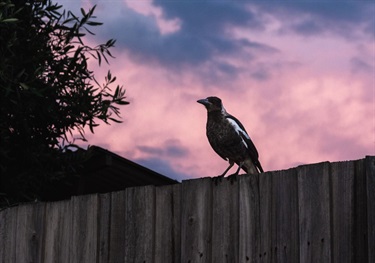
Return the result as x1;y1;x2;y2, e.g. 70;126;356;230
353;158;369;262
211;177;239;263
108;191;126;263
0;207;17;262
238;174;260;263
43;199;72;263
331;160;355;263
298;162;331;263
0;157;372;262
273;168;299;263
154;184;181;263
71;194;99;263
15;203;46;263
124;185;155;263
366;156;375;263
259;172;274;263
181;177;212;263
98;193;111;263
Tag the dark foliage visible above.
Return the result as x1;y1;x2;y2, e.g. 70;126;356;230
0;0;129;206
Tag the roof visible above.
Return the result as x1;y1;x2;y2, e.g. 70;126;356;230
43;146;178;201
79;146;178;193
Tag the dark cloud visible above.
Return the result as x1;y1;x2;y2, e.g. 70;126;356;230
350;57;373;74
154;0;264;33
135;157;190;181
66;0;373;67
255;1;374;39
77;0;372;85
291;20;323;36
251;69;270;81
135;139;193;181
94;1;269;70
240;39;279;53
137;139;189;158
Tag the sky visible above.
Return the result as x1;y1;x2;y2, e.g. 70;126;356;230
61;0;374;181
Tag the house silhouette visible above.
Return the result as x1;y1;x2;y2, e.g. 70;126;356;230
43;146;178;201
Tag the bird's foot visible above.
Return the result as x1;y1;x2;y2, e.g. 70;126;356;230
226;173;238;184
212;175;224;185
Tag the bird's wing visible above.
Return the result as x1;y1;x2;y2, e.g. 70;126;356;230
225;115;259;161
214;149;228;161
226;115;264;173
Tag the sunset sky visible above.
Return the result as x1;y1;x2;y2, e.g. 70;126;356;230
62;0;374;181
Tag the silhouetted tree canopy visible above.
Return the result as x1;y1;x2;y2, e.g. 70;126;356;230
0;0;129;206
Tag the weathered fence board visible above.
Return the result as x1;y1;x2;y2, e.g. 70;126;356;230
0;206;17;262
43;200;72;263
154;184;181;263
211;176;239;263
124;185;155;262
238;173;260;262
259;171;273;262
298;162;331;263
353;158;369;263
0;156;374;263
331;160;355;263
17;203;46;263
366;157;375;263
181;177;213;263
0;202;45;262
273;168;299;263
98;193;111;263
108;190;126;263
71;194;99;263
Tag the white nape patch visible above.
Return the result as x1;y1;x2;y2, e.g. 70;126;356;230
226;118;250;148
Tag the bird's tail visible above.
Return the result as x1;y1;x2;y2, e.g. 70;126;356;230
242;159;263;174
256;161;264;173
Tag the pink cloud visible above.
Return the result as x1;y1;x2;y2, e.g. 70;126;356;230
68;1;374;181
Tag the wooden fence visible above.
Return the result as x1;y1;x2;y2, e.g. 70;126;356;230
0;156;374;263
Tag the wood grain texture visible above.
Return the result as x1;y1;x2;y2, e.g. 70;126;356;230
154;184;181;263
71;194;99;263
211;176;239;263
0;207;17;262
353;158;369;263
331;160;355;263
273;168;299;263
366;156;375;263
108;190;126;263
238;173;260;263
181;177;213;263
298;162;331;263
98;193;111;263
124;185;155;263
0;157;372;262
43;199;72;263
259;171;273;263
15;203;46;263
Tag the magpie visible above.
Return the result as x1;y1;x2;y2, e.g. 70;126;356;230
197;96;264;178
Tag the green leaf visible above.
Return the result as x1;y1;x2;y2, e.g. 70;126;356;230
86;21;103;26
19;82;30;90
1;18;19;23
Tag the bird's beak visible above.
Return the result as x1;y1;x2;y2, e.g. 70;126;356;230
197;98;210;106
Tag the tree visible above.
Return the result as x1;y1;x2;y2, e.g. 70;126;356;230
0;0;129;206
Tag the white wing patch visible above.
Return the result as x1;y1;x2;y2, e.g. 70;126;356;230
226;118;250;149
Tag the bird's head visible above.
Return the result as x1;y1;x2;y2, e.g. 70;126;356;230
197;96;224;112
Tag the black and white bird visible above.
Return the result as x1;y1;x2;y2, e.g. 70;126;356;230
197;96;263;178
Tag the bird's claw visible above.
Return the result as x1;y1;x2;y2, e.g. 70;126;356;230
227;173;238;184
212;175;224;185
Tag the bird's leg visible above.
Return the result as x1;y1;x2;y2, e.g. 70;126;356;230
221;161;235;177
227;162;243;184
213;161;234;185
